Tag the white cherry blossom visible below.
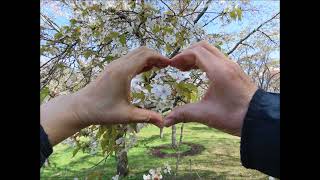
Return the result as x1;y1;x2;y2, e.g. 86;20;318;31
111;174;119;180
164;35;175;44
151;84;172;100
143;174;151;180
168;70;190;83
131;75;145;93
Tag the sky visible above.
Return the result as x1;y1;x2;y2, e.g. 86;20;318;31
41;0;279;60
205;1;279;34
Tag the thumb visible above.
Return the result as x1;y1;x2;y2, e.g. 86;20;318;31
128;106;164;128
164;103;202;127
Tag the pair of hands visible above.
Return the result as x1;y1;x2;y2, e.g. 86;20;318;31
41;41;257;146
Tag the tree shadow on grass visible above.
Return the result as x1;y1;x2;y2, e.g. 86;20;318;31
42;153;116;179
189;126;221;132
149;142;205;158
136;134;165;148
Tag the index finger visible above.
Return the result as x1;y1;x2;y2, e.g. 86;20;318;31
189;40;227;60
125;47;171;76
170;46;222;77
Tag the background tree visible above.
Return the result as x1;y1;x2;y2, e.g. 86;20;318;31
40;0;279;178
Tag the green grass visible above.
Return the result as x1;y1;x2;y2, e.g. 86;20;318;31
159;143;191;154
41;123;268;180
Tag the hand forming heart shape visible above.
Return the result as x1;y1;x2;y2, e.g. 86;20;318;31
73;40;257;136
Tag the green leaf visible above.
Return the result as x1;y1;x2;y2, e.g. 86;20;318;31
170;17;178;25
176;33;186;47
119;34;126;46
142;71;152;82
83;50;92;59
96;126;106;139
129;1;136;9
163;26;174;34
175;82;198;101
164;10;173;15
109;32;119;39
165;44;172;52
93;29;101;38
72;147;81;157
54;32;63;40
132;92;145;100
40;87;50;103
236;8;242;20
108;128;117;151
100;133;108;153
139;13;148;23
105;55;114;63
229;10;237;20
145;84;152;92
57;62;66;69
184;83;198;92
70;18;77;25
152;25;161;34
190;91;198;103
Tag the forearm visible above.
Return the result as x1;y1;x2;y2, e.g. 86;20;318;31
40;94;87;146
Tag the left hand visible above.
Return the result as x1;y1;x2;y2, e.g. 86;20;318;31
41;47;170;145
74;47;170;127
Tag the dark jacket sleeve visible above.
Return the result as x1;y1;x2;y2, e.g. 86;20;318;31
240;89;280;178
40;125;53;168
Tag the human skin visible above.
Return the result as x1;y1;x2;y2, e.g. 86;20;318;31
165;41;258;136
40;47;171;146
40;41;258;146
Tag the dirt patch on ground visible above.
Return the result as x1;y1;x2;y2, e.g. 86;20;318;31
150;142;205;158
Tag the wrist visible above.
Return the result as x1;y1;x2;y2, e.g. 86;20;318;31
69;92;92;129
40;94;88;145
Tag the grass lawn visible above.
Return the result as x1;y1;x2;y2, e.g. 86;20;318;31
40;123;269;180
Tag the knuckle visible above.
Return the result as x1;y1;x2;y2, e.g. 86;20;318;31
138;46;150;53
137;46;154;56
138;46;147;50
189;47;200;56
199;40;209;46
224;61;241;80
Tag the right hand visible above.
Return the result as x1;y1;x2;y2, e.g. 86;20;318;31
164;41;258;136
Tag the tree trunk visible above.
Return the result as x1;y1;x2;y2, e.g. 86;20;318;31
172;125;177;148
115;128;129;177
116;149;129;177
160;127;164;139
179;124;184;146
175;124;185;176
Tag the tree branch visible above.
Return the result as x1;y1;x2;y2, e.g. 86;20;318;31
40;13;61;32
40;41;78;69
258;30;277;44
227;12;280;55
160;0;176;15
202;12;227;27
193;0;213;24
169;0;213;58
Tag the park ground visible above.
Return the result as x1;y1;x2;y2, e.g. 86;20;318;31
41;123;268;180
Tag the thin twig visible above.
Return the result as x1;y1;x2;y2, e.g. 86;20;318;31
160;0;176;15
169;0;213;58
258;30;277;44
227;12;280;55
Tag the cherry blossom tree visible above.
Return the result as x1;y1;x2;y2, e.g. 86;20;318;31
40;0;279;178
